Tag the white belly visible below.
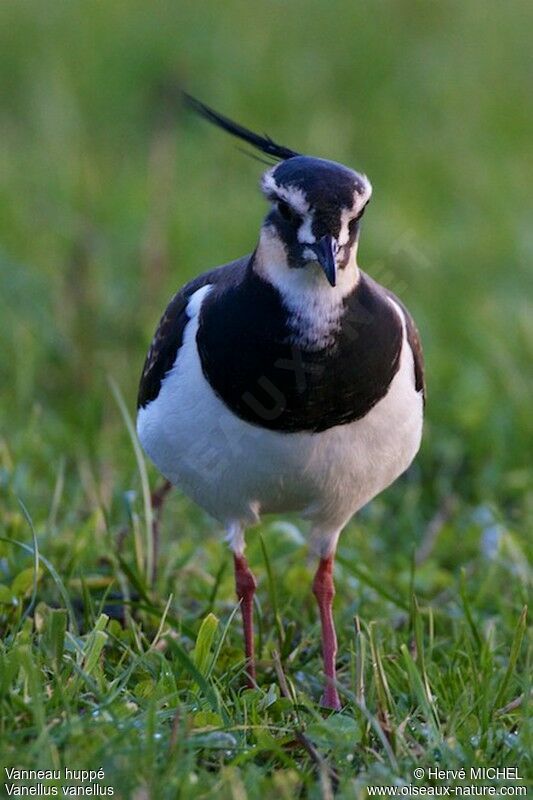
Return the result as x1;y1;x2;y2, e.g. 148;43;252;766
137;286;423;552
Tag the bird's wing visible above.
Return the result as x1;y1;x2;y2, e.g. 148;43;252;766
385;289;425;401
137;255;250;409
404;310;425;399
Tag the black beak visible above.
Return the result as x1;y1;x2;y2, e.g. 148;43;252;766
312;235;338;287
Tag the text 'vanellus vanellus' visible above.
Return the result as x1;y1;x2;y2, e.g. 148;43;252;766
137;96;425;710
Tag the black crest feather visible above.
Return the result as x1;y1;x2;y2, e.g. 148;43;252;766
184;94;300;162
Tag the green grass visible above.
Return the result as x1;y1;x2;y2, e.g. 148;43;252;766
0;1;532;797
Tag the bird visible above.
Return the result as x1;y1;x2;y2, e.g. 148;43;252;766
136;95;425;710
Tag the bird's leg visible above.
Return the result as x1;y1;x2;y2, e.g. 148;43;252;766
312;555;341;710
234;553;257;687
149;479;172;584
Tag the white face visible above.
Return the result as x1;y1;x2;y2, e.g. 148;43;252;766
255;223;361;352
257;166;372;285
253;165;372;351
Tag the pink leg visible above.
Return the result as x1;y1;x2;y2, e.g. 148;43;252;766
234;554;257;687
312;556;341;710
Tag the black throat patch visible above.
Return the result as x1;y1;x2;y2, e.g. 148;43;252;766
197;268;403;433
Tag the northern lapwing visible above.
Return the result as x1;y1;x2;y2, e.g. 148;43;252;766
137;96;425;710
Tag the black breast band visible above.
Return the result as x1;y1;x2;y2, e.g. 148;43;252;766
197;270;404;433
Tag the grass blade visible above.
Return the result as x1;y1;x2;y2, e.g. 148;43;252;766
354;616;366;707
165;637;226;721
192;612;219;676
459;568;483;652
0;537;79;635
108;375;154;588
16;499;40;629
401;644;440;736
259;533;284;650
492;605;528;713
336;554;408;610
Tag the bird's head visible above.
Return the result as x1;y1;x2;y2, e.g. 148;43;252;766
259;156;371;288
185;95;372;291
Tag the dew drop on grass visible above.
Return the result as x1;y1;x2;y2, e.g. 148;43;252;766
194;731;237;750
503;732;518;748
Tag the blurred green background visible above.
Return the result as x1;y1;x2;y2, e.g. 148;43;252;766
0;1;531;796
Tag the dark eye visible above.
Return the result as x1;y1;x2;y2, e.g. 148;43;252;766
348;217;359;235
348;202;369;234
357;199;370;220
277;200;298;224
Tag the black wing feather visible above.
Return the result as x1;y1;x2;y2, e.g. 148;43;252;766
384;288;426;401
137;257;250;409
